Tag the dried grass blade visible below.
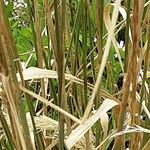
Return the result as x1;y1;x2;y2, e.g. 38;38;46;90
17;67;83;85
82;0;121;122
20;85;82;124
104;4;124;72
64;99;118;149
17;67;120;103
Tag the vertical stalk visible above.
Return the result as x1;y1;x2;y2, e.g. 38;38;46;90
82;0;88;107
113;0;140;149
54;0;67;149
26;0;46;148
25;0;38;63
81;0;90;149
66;0;82;69
95;0;104;147
124;0;131;72
44;0;58;107
0;1;33;149
96;0;104;65
130;1;140;149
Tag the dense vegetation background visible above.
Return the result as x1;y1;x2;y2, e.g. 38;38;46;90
0;0;150;149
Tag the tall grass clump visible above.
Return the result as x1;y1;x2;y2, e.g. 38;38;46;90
0;0;150;149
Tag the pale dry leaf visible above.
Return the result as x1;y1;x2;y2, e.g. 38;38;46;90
104;4;124;72
144;0;150;7
64;99;118;149
74;130;95;150
135;125;150;133
136;92;150;120
17;67;85;86
111;125;150;138
17;67;119;103
142;101;150;120
82;0;121;122
111;3;127;20
147;71;150;78
26;112;59;131
20;86;82;124
100;112;109;139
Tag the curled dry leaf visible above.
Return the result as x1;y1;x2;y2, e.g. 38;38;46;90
17;67;120;103
64;98;119;149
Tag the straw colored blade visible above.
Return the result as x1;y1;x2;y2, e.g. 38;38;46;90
64;99;119;149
